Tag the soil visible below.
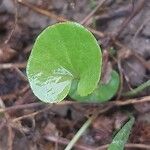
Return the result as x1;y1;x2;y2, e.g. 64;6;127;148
0;0;150;150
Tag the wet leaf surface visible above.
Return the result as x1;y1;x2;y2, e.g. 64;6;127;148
27;22;102;103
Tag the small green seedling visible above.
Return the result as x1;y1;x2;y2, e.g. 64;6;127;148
26;22;128;150
27;22;120;103
108;116;135;150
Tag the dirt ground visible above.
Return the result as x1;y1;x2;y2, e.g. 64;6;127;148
0;0;150;150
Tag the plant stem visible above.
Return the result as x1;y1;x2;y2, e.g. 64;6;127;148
64;115;96;150
123;80;150;97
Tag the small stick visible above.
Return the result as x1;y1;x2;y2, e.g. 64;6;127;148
95;4;132;22
13;67;28;81
114;95;150;106
45;135;92;150
0;62;26;69
4;0;18;44
87;27;105;38
116;58;124;99
123;80;150;97
0;98;14;150
18;0;67;22
0;93;17;100
0;102;44;113
7;125;14;150
1;85;30;101
12;105;53;122
0;96;150;113
114;40;150;71
80;0;106;25
114;0;145;38
0;101;76;113
132;18;150;42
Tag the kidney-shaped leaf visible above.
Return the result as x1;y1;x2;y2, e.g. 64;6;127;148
69;70;120;102
27;22;102;103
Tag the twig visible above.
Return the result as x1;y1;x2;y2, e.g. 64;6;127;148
114;40;150;70
133;53;150;71
0;93;17;100
7;125;14;150
12;105;53;122
4;0;18;44
114;0;145;38
0;62;26;69
0;121;5;132
87;27;105;38
80;0;106;25
116;58;124;99
0;95;150;113
1;85;30;101
0;102;44;113
0;97;10;119
13;67;28;81
0;101;76;113
132;18;150;42
95;4;132;22
0;98;14;150
19;85;30;95
115;95;150;106
45;135;93;150
123;80;150;97
125;143;150;149
17;0;67;22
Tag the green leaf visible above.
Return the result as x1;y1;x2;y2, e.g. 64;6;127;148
69;70;120;102
27;22;102;103
108;116;135;150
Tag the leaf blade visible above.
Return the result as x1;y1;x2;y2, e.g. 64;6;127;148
108;116;135;150
27;22;102;103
